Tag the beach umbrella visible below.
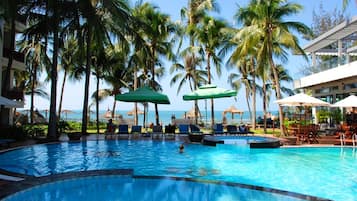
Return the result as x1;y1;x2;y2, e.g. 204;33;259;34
103;109;112;118
275;93;330;107
275;93;330;126
184;107;201;119
115;86;170;104
183;84;237;126
331;95;357;124
223;105;243;121
183;84;237;101
127;107;144;116
331;95;357;108
115;86;170;126
61;109;74;120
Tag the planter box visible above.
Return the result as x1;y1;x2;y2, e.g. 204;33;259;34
67;132;82;141
188;134;203;143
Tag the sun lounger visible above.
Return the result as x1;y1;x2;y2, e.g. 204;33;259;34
151;125;163;138
178;124;189;135
237;125;254;135
117;124;129;139
213;123;224;135
164;125;176;140
131;125;142;134
189;124;203;134
226;125;239;135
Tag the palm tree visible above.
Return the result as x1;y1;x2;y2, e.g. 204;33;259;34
20;33;49;124
235;0;311;133
196;16;228;126
133;2;176;125
180;0;219;123
77;0;132;135
57;36;80;121
227;57;253;122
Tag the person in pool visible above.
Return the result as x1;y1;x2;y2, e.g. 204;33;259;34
179;144;184;153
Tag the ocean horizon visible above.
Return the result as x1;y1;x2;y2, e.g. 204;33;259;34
22;109;278;126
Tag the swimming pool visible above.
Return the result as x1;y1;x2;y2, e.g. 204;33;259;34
1;173;309;201
0;140;356;201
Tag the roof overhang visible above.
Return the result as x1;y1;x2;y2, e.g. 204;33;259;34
303;16;357;54
295;60;357;89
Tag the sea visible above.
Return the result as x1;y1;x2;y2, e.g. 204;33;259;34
31;109;276;126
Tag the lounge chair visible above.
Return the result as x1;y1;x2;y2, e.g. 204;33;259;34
178;124;189;135
189;124;203;134
117;124;129;139
130;125;142;139
226;125;239;135
213;123;224;135
151;125;163;139
237;125;254;135
164;124;176;140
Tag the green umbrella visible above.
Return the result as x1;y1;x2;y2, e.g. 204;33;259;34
183;84;237;127
115;86;170;104
183;84;237;100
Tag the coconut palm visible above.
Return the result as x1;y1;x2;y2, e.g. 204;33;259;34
196;16;229;126
235;0;311;133
76;0;132;135
57;36;80;121
228;58;253;117
20;33;49;124
133;2;176;125
180;0;219;123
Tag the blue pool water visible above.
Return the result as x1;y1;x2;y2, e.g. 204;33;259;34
214;136;275;144
2;175;305;201
1;141;357;201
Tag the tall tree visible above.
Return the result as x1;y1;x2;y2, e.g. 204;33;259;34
181;0;219;124
133;2;176;125
20;33;49;124
196;16;228;126
235;0;311;134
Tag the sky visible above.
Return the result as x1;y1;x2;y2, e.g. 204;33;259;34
26;0;357;112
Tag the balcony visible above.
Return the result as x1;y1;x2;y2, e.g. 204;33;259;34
3;88;24;101
3;48;25;63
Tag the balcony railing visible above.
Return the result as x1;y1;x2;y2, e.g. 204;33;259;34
2;48;25;63
305;56;354;76
3;88;24;101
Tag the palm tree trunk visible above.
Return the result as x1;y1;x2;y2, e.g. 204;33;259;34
30;64;37;124
268;53;284;134
81;28;91;135
207;52;214;127
48;11;59;139
251;58;256;129
58;70;67;121
112;101;116;119
96;73;100;134
134;66;138;125
263;80;267;133
245;86;251;124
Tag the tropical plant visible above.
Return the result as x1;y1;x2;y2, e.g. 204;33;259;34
234;0;311;133
133;2;176;125
195;16;228;126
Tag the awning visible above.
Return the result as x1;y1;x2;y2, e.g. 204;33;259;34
0;96;24;108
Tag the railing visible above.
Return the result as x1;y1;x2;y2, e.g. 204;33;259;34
2;47;25;63
4;88;24;101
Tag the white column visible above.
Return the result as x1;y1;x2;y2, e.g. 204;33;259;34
338;39;342;66
0;19;3;96
311;52;316;67
312;107;317;124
